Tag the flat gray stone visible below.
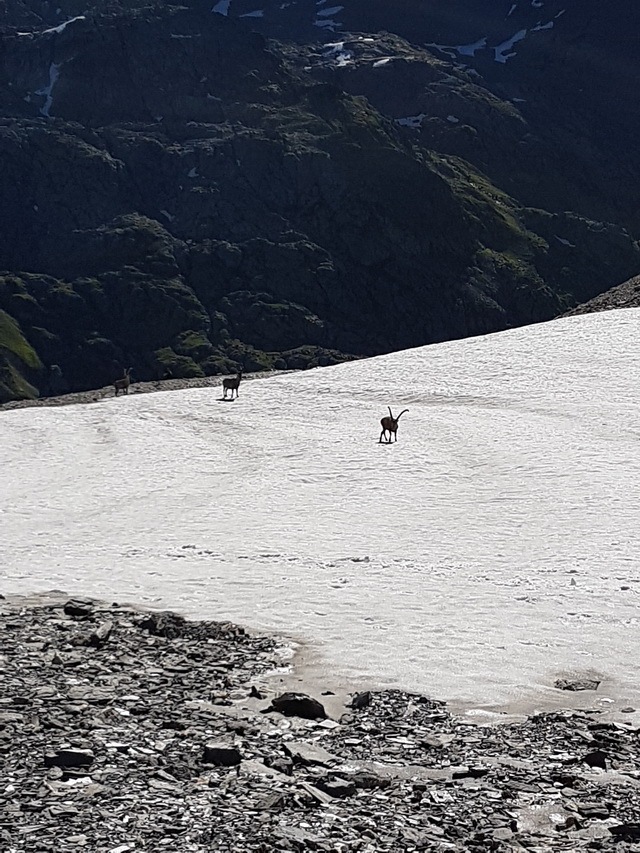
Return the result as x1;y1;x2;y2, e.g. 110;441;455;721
283;740;337;766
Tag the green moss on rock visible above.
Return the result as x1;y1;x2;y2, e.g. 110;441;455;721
153;347;204;378
0;361;39;403
0;310;43;401
0;310;42;370
173;330;215;360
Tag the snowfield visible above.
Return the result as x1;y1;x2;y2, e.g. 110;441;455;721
2;310;640;716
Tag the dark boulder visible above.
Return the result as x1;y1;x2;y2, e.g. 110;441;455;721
138;611;187;639
45;748;94;768
202;743;242;767
265;692;327;720
63;599;95;619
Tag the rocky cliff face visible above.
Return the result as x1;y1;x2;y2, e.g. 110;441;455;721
0;0;638;400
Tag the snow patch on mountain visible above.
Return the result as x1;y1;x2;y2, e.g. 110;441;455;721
321;41;351;65
42;15;85;35
532;20;554;31
212;0;231;16
395;114;427;129
457;37;487;57
316;4;344;15
3;311;640;712
35;63;61;117
494;28;527;63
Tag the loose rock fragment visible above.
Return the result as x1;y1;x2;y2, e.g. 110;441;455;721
266;692;327;720
282;740;337;766
609;823;640;842
554;678;601;691
256;791;287;810
582;749;608;769
314;775;357;798
298;781;334;804
44;748;94;768
351;690;372;709
89;620;114;647
63;599;94;618
202;742;242;766
138;610;186;638
3;595;640;853
576;801;610;819
262;756;294;776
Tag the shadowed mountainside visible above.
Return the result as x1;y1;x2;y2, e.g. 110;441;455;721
0;0;638;401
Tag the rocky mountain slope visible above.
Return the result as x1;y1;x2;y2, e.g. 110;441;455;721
4;594;640;853
564;274;640;317
0;0;638;400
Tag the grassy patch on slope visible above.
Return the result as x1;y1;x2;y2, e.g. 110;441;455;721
0;310;42;401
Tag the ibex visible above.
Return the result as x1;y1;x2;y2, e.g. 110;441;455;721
222;370;242;400
379;407;409;443
113;368;132;397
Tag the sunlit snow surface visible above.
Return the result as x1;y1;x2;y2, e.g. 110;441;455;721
2;311;640;713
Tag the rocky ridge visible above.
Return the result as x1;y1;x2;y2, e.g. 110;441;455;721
0;367;289;411
563;275;640;318
2;594;640;852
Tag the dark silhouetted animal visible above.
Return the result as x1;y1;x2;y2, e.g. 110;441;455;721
222;370;242;400
379;407;408;443
113;368;132;397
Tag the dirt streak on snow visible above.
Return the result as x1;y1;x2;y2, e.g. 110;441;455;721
2;311;640;715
